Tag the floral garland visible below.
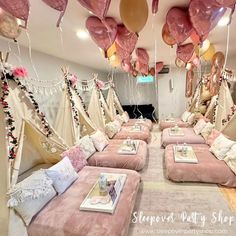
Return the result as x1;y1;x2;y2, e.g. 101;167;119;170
64;74;80;126
222;105;236;126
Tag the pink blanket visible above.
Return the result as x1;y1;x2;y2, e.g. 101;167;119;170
28;166;140;236
114;126;150;143
123;119;153;130
161;128;205;148
88;139;147;171
165;144;236;187
160;118;189;131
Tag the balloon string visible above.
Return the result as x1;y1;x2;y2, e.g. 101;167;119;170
223;24;230;71
152;39;158;124
25;30;40;80
15;41;23;67
58;25;67;66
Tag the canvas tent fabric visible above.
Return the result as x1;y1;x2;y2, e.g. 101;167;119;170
215;80;234;131
88;87;106;130
54;75;96;146
0;75;68;236
99;90;113;123
222;112;236;141
204;95;217;122
107;87;124;117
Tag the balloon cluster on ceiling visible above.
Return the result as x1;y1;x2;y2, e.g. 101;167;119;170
163;0;236;71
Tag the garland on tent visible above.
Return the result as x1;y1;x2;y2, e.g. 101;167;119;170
221;68;236;82
65;74;80;126
0;71;18;160
222;105;236;126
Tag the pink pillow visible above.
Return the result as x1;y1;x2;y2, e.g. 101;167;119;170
61;146;87;172
206;129;221;146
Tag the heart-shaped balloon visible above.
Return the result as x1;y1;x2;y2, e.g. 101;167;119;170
186;70;194;98
86;16;117;56
116;24;138;54
162;23;176;46
0;0;29;28
136;48;149;64
189;0;226;40
116;43;131;61
78;0;111;20
166;7;193;44
149;67;155;76
215;0;236;7
135;60;149;75
0;10;21;39
156;62;164;74
152;0;159;15
121;59;132;72
176;43;195;63
42;0;68;27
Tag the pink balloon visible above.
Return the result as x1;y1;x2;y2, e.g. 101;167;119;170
86;16;117;56
176;43;195;63
215;0;236;7
156;61;164;74
116;24;138;54
42;0;68;27
135;60;149;75
0;0;29;28
152;0;159;14
116;43;131;61
135;48;149;64
121;59;132;72
189;0;226;40
166;7;193;44
78;0;111;20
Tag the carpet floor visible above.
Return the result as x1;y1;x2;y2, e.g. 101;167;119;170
128;125;236;236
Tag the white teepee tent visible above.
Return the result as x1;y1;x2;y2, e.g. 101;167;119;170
0;72;68;236
107;87;124;116
99;89;113;123
54;72;96;146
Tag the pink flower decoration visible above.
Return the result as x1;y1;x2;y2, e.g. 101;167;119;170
13;67;28;78
96;79;105;89
70;74;78;87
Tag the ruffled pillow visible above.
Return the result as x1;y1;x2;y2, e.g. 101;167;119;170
224;145;236;175
76;135;96;159
181;111;192;122
61;146;87;172
90;130;109;152
122;112;129;123
8;169;56;225
193;119;207;135
115;115;125;125
105;122;119;138
209;134;235;160
113;120;122;132
206;129;221;146
46;157;79;194
187;113;195;125
200;122;215;140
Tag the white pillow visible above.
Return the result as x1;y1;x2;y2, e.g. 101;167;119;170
76;135;96;159
187;113;195;125
200;122;214;140
122;112;129;123
8;169;56;225
181;111;191;122
115;115;125;125
46;157;79;194
224;145;236;175
105;122;119;138
113;120;122;132
90;130;109;152
209;134;235;160
193;119;207;135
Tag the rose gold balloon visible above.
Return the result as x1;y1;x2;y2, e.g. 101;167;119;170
149;67;155;76
212;51;225;69
0;10;21;40
175;57;185;68
185;70;194;97
162;23;176;46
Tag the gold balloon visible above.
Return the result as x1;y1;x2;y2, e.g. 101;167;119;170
212;51;225;69
107;43;116;58
202;44;215;61
109;54;120;67
175;57;185;68
0;10;21;40
120;0;148;33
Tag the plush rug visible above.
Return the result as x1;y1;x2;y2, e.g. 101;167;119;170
128;126;236;236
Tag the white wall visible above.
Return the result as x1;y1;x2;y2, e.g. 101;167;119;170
113;67;187;119
0;39;106;123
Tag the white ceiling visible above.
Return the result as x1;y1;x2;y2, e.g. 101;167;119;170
15;0;236;72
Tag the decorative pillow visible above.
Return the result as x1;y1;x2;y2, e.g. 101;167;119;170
193;119;207;135
124;111;129;119
105;122;119;139
122;112;129;123
113;120;122;132
187;113;195;125
61;146;87;172
115;115;125;125
206;129;221;146
46;157;79;194
90;130;109;152
76;135;96;159
224;145;236;175
181;111;192;122
209;134;235;160
200;122;215;140
8;170;56;225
